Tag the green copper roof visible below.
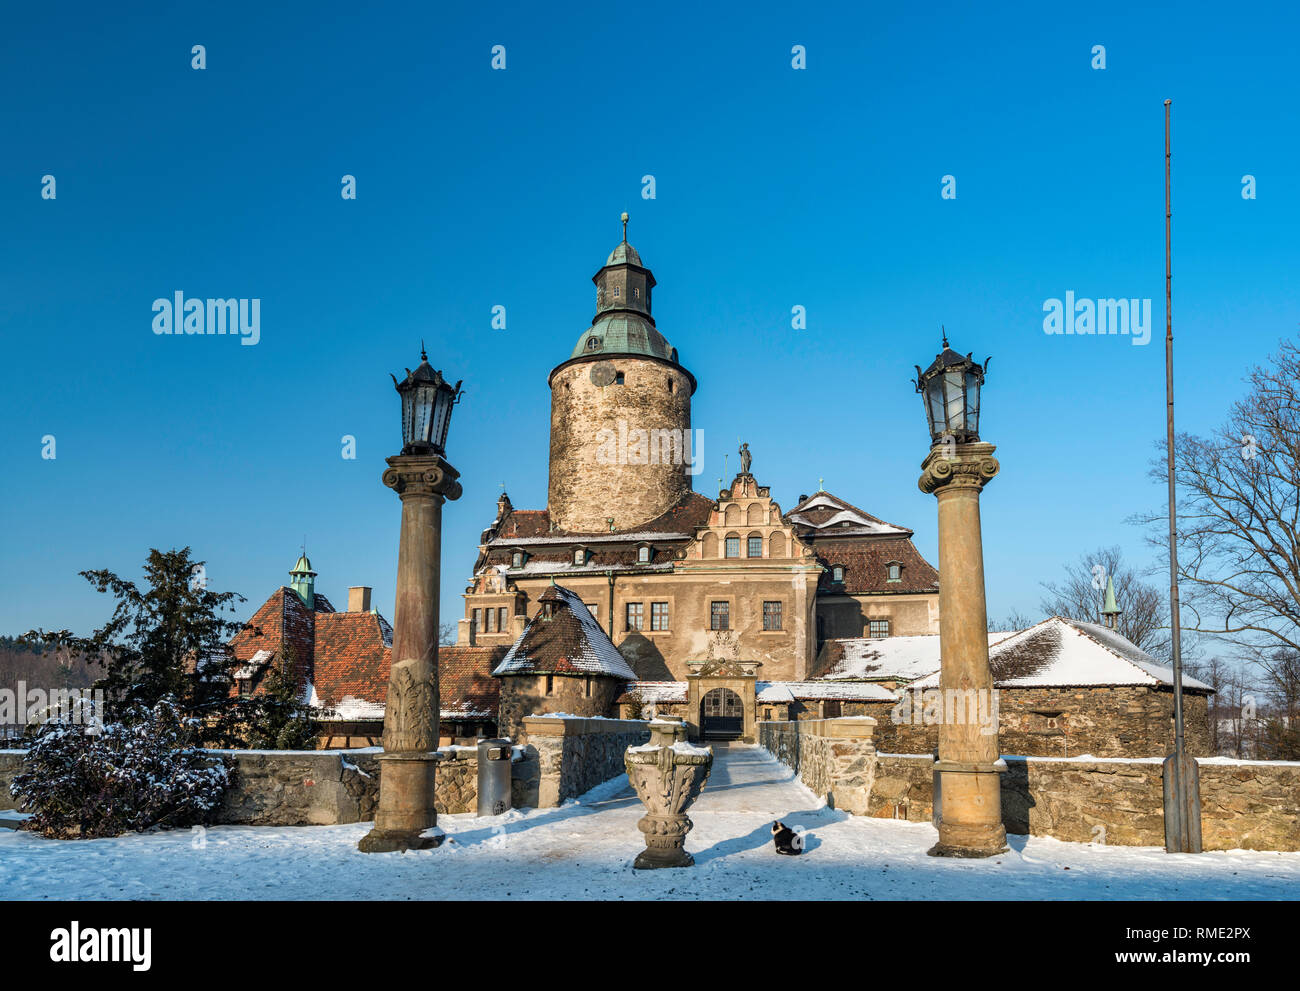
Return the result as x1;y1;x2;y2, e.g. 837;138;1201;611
569;312;675;361
291;553;315;576
1101;575;1120;615
605;241;643;267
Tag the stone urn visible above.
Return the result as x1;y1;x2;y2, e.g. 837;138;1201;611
624;718;713;869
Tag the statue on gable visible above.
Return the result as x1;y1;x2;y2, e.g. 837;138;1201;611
739;442;752;475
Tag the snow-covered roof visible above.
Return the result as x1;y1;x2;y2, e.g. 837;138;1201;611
492;584;637;680
234;649;274;681
785;493;910;536
490;531;692;547
767;681;898;702
909;618;1214;692
623;681;689;703
817;633;1011;683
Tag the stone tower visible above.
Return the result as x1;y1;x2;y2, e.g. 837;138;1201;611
547;216;696;532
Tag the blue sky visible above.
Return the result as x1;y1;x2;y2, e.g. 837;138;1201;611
2;1;1298;639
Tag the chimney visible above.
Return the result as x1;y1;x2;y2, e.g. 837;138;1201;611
348;586;372;613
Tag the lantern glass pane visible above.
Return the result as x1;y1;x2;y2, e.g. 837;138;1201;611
965;371;981;437
430;387;451;451
942;370;966;432
412;383;435;447
926;378;946;438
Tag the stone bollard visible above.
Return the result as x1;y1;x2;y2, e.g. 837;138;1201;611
624;718;713;869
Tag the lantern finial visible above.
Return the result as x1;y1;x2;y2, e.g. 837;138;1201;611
621;211;629;242
941;325;948;349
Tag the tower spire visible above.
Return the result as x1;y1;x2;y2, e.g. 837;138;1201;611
621;211;629;243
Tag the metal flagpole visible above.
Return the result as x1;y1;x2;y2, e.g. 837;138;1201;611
1162;98;1202;853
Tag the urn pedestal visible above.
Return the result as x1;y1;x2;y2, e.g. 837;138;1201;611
624;719;713;869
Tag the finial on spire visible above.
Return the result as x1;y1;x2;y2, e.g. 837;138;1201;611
818;476;825;491
941;325;948;349
420;339;428;361
621;211;629;242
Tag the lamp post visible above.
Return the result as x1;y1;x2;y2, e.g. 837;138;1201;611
914;334;1007;858
358;345;463;853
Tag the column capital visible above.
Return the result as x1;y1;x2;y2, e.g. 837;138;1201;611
918;441;998;496
383;453;462;501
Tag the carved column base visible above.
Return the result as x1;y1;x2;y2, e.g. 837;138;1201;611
358;752;443;853
633;814;695;870
928;760;1007;858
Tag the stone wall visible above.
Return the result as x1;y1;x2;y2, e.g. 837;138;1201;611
758;718;878;815
0;746;485;825
863;752;1300;851
862;686;1212;759
513;715;650;808
497;674;628;744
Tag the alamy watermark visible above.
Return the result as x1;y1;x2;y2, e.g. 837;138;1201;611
890;686;999;735
594;420;704;476
152;292;260;346
0;684;105;734
1042;291;1152;345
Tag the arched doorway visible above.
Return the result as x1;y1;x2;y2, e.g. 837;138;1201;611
701;687;744;740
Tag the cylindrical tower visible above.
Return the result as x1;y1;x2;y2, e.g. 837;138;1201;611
547;218;696;533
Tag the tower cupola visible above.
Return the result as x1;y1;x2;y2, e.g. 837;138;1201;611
290;552;317;609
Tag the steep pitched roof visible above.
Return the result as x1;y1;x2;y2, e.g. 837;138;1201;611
228;587;335;673
785;491;912;538
440;645;509;718
309;611;393;717
492;584;636;680
909;617;1214;692
812;537;940;595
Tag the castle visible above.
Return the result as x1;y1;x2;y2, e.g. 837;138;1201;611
227;219;1212;754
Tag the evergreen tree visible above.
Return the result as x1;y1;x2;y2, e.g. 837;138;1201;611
243;645;326;750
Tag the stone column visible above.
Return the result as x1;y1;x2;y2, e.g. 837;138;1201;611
919;440;1007;857
358;454;461;853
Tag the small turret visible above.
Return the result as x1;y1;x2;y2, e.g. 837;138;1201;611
1101;575;1121;629
290;552;317;609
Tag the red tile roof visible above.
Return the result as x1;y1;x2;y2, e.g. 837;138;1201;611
813;537;939;595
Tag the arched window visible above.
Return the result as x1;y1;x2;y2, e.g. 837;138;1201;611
586;336;600;351
702;533;718;558
614;371;625;385
746;503;764;526
637;545;652;563
632;287;640;299
747;532;763;558
724;503;741;526
725;533;741;558
667;377;674;392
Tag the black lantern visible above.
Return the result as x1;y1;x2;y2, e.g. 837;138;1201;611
391;344;463;456
913;332;990;444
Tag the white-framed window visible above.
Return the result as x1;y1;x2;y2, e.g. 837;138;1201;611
573;548;585;565
651;602;669;630
832;565;844;583
887;562;902;582
869;618;891;637
638;545;651;563
626;602;644;631
511;551;523;569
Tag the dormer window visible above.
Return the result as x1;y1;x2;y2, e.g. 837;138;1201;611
887;561;902;583
573;547;586;566
586;336;600;351
637;545;652;563
511;551;524;569
832;565;845;583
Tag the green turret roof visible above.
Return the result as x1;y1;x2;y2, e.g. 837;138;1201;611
291;553;316;577
569;312;675;361
1101;575;1120;615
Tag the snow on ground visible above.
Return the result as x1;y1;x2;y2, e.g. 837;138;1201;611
2;745;1297;900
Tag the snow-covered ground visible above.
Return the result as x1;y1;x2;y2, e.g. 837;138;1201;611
2;745;1296;900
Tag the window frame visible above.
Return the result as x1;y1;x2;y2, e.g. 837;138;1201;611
650;601;670;631
710;601;730;631
762;600;783;631
625;601;644;632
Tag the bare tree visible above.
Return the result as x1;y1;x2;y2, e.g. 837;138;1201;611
1039;545;1171;660
438;622;457;647
1133;341;1300;691
988;609;1036;633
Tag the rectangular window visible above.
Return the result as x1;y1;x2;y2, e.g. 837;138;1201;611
725;537;740;558
651;602;669;631
869;618;891;637
485;608;496;633
748;536;763;558
498;607;508;632
710;601;730;631
763;601;783;631
585;602;598;620
626;602;644;631
472;608;482;634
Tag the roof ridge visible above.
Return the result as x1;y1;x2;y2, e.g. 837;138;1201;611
1060;617;1161;684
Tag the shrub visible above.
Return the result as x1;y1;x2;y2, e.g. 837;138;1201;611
9;697;231;839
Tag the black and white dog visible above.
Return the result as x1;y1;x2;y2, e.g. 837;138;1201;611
771;820;803;855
